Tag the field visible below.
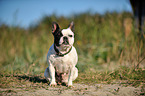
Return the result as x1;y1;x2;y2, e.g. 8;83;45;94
0;12;145;95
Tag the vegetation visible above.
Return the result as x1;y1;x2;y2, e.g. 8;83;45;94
0;12;145;89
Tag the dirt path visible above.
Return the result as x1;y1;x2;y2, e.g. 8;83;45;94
0;83;143;96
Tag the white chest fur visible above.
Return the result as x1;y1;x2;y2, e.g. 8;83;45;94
47;44;78;74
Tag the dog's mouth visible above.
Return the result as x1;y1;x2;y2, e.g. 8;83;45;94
61;41;71;49
62;41;69;45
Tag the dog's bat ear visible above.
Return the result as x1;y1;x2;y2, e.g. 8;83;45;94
52;22;60;33
68;21;74;32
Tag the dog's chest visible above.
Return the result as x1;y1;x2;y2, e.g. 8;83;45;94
47;45;78;74
51;55;74;73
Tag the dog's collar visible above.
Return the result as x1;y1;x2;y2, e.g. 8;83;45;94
54;44;72;57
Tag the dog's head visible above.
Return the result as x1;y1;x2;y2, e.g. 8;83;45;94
52;22;74;48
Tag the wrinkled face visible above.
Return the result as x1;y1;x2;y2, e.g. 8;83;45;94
59;28;74;46
52;22;74;47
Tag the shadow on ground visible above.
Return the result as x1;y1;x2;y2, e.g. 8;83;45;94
14;75;47;83
0;74;47;84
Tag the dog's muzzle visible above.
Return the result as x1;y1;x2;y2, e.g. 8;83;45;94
62;36;69;45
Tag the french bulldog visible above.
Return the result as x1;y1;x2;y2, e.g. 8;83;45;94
44;22;78;87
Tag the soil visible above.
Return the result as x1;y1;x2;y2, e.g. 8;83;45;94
0;83;143;96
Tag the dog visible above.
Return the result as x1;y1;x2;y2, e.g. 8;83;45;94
44;22;78;87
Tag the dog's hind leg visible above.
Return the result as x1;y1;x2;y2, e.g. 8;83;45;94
44;67;51;82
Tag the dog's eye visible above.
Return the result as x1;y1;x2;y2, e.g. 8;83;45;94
68;35;73;37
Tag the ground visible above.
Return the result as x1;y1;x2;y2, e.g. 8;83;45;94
0;82;144;96
0;63;145;96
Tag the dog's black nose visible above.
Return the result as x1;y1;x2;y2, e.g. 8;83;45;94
63;36;68;41
63;36;69;45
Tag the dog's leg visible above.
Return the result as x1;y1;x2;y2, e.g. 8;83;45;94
68;66;76;87
47;62;57;86
72;67;78;81
62;67;78;86
44;67;51;81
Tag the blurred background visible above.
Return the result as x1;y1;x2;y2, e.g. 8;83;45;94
0;0;144;74
0;0;132;28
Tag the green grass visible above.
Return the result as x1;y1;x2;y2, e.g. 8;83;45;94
0;11;145;88
75;66;145;85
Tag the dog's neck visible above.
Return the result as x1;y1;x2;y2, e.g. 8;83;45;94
54;44;72;56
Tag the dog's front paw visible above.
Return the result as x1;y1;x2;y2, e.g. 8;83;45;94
67;84;74;88
49;81;57;86
67;82;74;88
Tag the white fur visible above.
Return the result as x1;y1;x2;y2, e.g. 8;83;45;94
44;28;78;86
59;28;74;46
